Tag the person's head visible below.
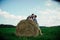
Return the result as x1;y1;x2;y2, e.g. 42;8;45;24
30;16;32;18
32;13;34;15
35;15;37;18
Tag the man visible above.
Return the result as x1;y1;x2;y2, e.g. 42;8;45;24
27;14;38;23
27;14;43;35
33;15;38;24
31;14;35;19
33;15;43;35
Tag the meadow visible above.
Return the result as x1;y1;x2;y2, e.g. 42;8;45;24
0;25;60;40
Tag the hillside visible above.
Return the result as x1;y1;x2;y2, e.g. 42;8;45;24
0;24;60;40
0;24;15;28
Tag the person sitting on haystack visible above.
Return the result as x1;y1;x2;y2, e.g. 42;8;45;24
27;14;38;24
27;14;34;21
27;16;33;21
33;15;38;24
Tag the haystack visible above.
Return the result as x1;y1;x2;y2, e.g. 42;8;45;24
16;20;42;37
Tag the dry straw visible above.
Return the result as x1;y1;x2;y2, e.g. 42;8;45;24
16;20;42;37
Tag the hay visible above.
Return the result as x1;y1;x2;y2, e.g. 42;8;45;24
16;20;42;37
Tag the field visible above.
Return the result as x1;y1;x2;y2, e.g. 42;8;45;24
0;27;60;40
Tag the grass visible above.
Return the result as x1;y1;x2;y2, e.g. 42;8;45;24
0;27;60;40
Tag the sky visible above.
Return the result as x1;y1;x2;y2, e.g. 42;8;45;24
0;0;60;26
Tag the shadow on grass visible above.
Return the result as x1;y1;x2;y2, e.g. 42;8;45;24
0;31;43;40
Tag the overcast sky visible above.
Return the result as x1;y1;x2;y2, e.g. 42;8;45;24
0;0;60;26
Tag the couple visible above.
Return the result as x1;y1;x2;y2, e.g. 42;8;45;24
27;14;38;24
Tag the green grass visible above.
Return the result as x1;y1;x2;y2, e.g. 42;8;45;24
0;27;60;40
